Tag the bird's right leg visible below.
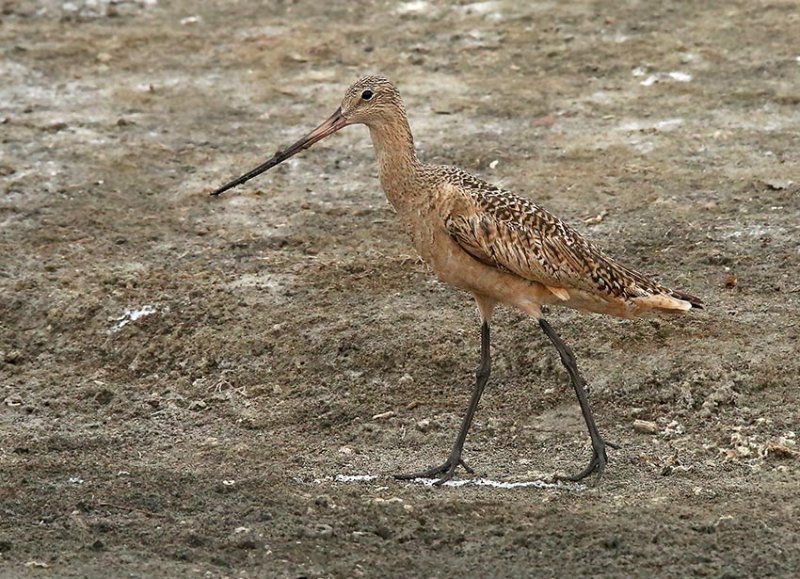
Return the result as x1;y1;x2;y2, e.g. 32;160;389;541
539;318;617;481
395;320;491;486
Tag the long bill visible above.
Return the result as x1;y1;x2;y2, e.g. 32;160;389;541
211;107;349;196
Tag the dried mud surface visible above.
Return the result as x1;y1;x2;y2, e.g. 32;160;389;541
2;1;799;577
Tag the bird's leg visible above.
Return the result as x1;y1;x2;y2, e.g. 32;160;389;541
539;318;617;481
395;320;491;486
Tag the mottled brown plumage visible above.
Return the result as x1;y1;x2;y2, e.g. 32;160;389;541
440;166;703;315
211;75;703;485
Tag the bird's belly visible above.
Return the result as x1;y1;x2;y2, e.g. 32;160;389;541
411;227;555;314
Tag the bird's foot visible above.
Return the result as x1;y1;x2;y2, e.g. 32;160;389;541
394;455;474;486
555;439;619;482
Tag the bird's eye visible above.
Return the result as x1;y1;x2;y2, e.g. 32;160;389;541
361;90;374;100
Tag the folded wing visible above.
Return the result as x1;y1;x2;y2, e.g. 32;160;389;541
442;172;702;311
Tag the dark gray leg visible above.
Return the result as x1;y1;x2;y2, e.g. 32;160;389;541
539;318;617;481
395;320;491;485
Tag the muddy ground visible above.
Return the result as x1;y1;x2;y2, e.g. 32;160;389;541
2;0;799;577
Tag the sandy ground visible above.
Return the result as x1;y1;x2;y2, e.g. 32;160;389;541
2;0;799;577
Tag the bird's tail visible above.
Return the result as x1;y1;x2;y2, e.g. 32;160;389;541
668;288;704;309
633;288;704;313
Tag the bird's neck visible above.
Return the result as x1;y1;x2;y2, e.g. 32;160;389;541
367;114;423;211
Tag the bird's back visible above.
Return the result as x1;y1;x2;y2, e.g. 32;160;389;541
430;165;703;316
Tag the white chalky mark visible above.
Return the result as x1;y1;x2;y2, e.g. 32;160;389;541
111;305;157;332
335;474;378;482
395;1;430;15
412;477;584;490
668;71;692;82
333;474;583;491
640;71;693;86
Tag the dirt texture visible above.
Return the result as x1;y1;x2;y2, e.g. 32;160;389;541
2;0;799;577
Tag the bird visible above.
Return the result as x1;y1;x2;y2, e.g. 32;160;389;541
211;75;703;485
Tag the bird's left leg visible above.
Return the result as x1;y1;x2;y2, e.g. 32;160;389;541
395;296;496;485
394;319;491;485
539;318;618;481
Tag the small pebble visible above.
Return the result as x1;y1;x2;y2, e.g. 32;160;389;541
304;523;333;538
415;419;431;433
372;497;403;504
398;374;414;386
314;495;332;508
4;395;22;407
24;561;49;569
633;419;658;434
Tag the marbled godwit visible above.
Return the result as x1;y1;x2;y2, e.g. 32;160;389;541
211;75;703;485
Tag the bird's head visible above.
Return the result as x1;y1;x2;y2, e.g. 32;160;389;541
210;75;403;196
338;75;404;127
